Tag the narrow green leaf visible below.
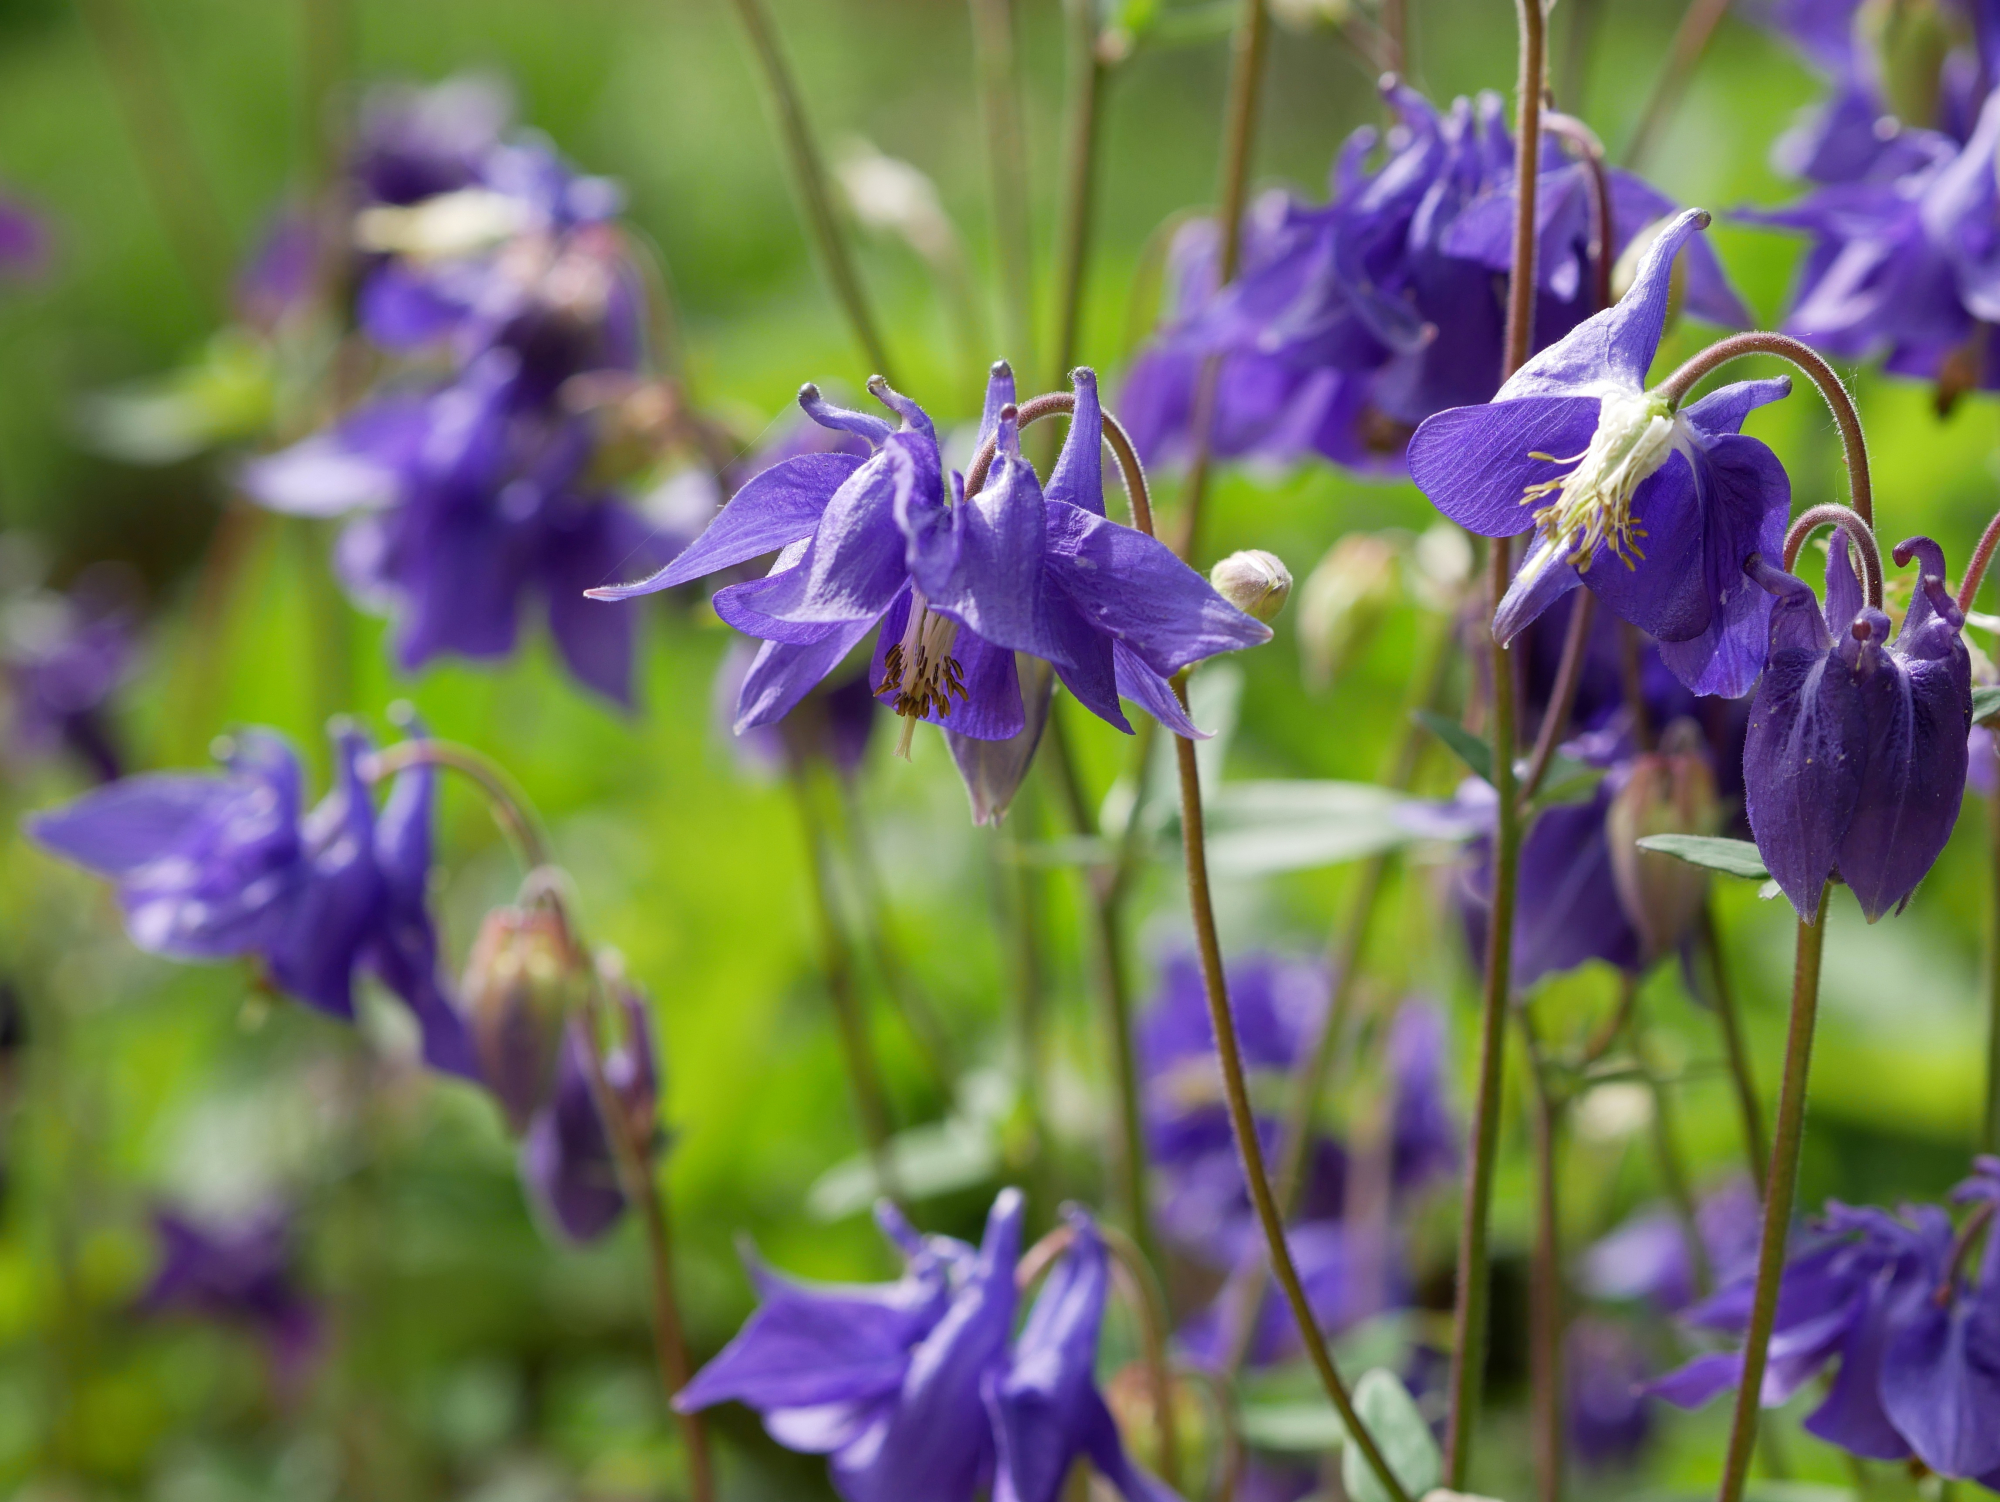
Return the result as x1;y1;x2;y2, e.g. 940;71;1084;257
1341;1369;1442;1502
1973;684;2000;725
1635;833;1769;880
1414;709;1494;785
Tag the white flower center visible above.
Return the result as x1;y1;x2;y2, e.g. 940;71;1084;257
1520;391;1678;576
879;593;966;757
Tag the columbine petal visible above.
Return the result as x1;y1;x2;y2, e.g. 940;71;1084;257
736;618;881;734
1045;368;1107;518
1407;395;1602;538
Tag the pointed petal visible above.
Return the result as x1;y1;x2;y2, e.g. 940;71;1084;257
977;361;1016;451
1493;536;1584;646
1407;395;1601;537
948;656;1053;825
586;452;866;600
1045;368;1106;517
1113;641;1204;739
919;412;1055;660
799;383;892;447
736;617;880;733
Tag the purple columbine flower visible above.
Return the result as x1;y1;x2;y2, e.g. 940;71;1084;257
1654;1163;2000;1481
1581;1177;1764;1314
675;1190;1177;1502
1119;83;1748;476
589;365;1268;764
520;982;657;1242
139;1205;319;1385
351;72;517;208
1410;208;1794;699
25;724;477;1077
1742;534;1971;919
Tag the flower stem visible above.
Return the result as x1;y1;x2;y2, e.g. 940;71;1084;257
1517;589;1596;808
1954;507;2000;612
1541;112;1612;314
1446;0;1544;1481
1050;0;1106;390
1988;779;2000;1154
1171;0;1271;563
789;772;902;1202
1622;0;1732;170
569;998;714;1502
1170;714;1413;1502
74;0;231;309
1658;331;1872;528
1699;900;1769;1195
1780;503;1882;607
1520;1011;1565;1502
725;0;896;383
1101;1223;1184;1491
364;733;555;872
969;0;1037;378
1716;881;1830;1502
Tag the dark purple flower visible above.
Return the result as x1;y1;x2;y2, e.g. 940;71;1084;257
1;569;130;783
25;724;475;1077
521;982;656;1242
1120;83;1748;476
1567;1316;1654;1469
1410;208;1794;699
590;366;1267;759
139;1205;319;1382
1742;534;1971;919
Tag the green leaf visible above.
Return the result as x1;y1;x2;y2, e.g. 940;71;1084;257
1341;1369;1442;1502
1974;684;2000;724
1414;709;1494;785
1200;780;1427;876
1635;834;1769;880
1528;754;1606;809
1236;1400;1350;1453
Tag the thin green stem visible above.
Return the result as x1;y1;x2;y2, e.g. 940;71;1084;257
1700;901;1769;1194
75;0;232;309
1622;0;1733;169
790;772;902;1201
365;733;554;872
1100;1224;1184;1491
1631;982;1712;1296
570;994;714;1502
1521;1012;1565;1502
1717;882;1830;1502
725;0;896;382
968;0;1036;378
1446;3;1543;1475
1050;0;1105;391
1171;719;1412;1502
1170;0;1270;563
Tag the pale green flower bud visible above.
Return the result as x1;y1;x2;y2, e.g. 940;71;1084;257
1607;719;1721;959
1298;533;1399;690
1210;549;1292;624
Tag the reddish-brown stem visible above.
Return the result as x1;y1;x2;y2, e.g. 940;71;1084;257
1518;590;1597;808
964;391;1155;537
1542;111;1612;314
1957;508;2000;613
1780;503;1882;608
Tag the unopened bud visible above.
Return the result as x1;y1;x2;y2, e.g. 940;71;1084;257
1860;0;1950;130
1298;533;1399;689
1210;549;1292;623
463;886;594;1134
1607;719;1720;958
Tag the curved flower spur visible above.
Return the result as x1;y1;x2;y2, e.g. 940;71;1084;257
588;364;1269;791
1408;207;1795;699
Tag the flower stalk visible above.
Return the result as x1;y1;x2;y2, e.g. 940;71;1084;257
1717;882;1831;1502
725;0;897;383
1520;1011;1566;1502
969;0;1037;378
1050;0;1106;390
1699;902;1770;1195
1781;503;1884;607
1446;0;1545;1481
363;734;555;872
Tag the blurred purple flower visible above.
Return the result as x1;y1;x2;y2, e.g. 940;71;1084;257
1;569;130;783
521;982;657;1242
1120;82;1748;476
351;73;516;207
0;191;49;282
235;206;322;331
25;724;476;1077
590;365;1266;759
139;1205;318;1384
677;1191;1176;1502
1743;535;1971;920
1566;1316;1654;1469
1581;1177;1763;1314
1411;209;1793;700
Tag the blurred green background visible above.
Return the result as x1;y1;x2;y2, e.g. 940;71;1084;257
1;0;1996;1498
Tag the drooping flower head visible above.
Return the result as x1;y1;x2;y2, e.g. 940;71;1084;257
520;978;658;1243
1410;208;1795;700
588;365;1268;807
1742;533;1971;919
25;723;476;1077
675;1190;1177;1502
1654;1161;2000;1480
1120;83;1749;476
